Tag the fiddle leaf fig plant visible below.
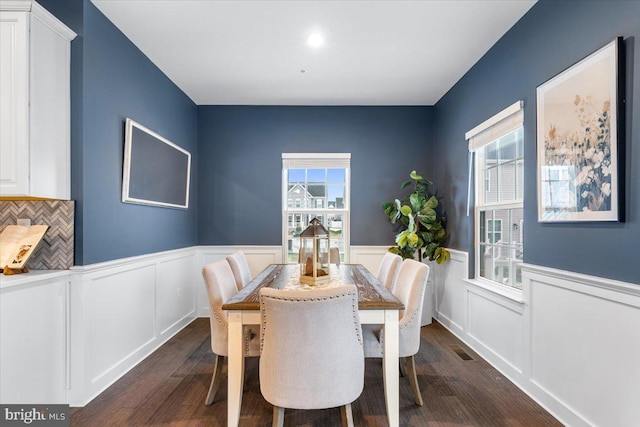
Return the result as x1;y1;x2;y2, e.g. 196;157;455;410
382;171;451;264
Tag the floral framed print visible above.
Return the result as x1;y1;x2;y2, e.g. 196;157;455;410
537;37;623;222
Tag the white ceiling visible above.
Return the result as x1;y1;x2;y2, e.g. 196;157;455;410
91;0;536;106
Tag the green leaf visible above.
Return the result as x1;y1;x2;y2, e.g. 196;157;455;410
409;170;423;180
407;214;416;233
423;196;438;210
395;199;402;211
400;205;413;217
425;242;438;257
396;231;409;247
434;248;451;264
388;247;400;255
410;193;424;212
420;231;434;243
435;228;447;242
418;209;436;223
407;232;419;246
381;201;393;210
400;180;413;189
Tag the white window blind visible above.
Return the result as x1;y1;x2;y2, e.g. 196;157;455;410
282;153;351;169
467;101;524;152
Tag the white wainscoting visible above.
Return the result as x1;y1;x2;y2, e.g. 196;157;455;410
431;249;640;427
13;242;636;425
68;247;199;406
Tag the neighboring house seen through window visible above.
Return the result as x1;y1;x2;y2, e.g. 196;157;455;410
282;153;350;264
467;102;524;289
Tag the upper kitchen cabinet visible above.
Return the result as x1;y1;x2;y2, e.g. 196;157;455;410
0;0;76;199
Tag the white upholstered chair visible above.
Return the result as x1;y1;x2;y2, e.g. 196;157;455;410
226;251;252;290
363;259;430;406
376;252;402;292
259;285;364;427
201;259;260;405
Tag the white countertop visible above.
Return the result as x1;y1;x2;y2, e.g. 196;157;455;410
0;270;69;290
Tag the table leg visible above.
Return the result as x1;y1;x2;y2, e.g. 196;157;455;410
383;310;399;427
227;311;244;427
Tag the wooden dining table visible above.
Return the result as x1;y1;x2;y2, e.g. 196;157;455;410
222;263;404;427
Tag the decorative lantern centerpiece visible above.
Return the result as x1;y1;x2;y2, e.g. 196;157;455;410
299;218;331;285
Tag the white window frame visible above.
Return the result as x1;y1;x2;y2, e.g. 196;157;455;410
467;101;524;291
282;153;351;264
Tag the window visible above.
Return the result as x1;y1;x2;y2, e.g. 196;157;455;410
282;153;350;264
486;219;502;243
467;101;524;289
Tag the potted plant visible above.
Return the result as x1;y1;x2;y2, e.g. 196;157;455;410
382;171;450;264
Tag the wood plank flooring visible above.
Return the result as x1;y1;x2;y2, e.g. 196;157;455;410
70;319;561;426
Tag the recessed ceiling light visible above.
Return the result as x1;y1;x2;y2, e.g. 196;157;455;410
307;33;324;48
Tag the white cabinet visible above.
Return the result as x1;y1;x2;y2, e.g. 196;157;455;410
0;1;75;199
0;272;69;404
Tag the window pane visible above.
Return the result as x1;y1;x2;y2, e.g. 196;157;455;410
485;141;498;165
498;163;515;201
307;184;325;208
498;137;516;164
327;168;345;183
479;243;495;281
288;169;304;183
327;185;345;208
492;209;509;244
516;159;524;199
307;168;326;182
485;167;498;203
515;129;524;158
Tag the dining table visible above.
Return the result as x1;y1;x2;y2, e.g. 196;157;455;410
222;263;405;427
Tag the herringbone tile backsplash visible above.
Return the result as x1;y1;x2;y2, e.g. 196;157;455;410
0;200;74;269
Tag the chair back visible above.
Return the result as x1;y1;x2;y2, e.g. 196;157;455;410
376;252;402;291
202;259;239;356
259;285;364;410
392;259;430;357
226;251;252;290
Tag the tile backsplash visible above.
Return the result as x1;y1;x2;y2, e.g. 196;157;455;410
0;200;74;269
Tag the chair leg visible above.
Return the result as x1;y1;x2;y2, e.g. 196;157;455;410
341;403;354;427
272;406;284;427
205;354;224;405
406;355;424;406
399;357;407;377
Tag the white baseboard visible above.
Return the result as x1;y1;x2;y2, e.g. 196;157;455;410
432;250;640;427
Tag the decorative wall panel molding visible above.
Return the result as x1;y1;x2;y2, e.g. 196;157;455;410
432;251;640;427
0;200;74;269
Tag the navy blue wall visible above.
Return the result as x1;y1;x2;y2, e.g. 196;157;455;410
197;106;433;246
433;0;640;284
39;0;198;265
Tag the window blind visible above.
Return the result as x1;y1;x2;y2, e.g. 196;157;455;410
466;101;524;152
282;153;351;169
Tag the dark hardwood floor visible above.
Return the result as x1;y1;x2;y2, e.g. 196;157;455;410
70;318;561;426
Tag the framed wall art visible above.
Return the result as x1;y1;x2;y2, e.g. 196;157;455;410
122;118;191;209
536;37;623;222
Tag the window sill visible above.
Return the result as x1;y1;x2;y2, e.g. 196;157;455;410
463;278;524;304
